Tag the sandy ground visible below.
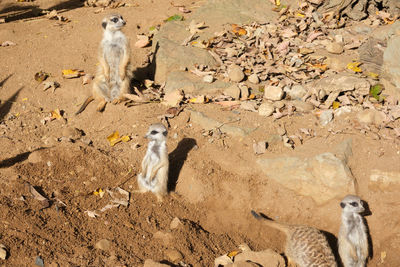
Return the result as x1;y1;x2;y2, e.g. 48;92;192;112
1;0;400;266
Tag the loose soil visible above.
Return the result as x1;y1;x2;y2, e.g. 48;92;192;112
1;0;400;266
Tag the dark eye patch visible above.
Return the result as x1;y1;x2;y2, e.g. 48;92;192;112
120;16;124;20
162;131;167;136
150;130;158;135
111;17;118;23
350;202;359;207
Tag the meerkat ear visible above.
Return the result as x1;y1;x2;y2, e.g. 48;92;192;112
340;202;346;208
102;21;107;29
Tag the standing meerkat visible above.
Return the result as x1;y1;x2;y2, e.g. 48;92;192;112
76;13;133;115
338;195;368;267
251;210;337;267
136;123;169;201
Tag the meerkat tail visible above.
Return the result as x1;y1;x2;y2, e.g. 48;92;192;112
75;96;94;115
251;210;290;235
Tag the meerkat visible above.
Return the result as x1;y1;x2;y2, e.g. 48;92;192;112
76;13;133;115
251;210;337;267
338;195;368;267
136;123;169;201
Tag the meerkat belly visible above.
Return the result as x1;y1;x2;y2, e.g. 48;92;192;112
105;44;123;82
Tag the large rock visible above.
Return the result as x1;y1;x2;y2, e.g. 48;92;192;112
369;169;400;191
164;71;230;95
257;152;355;204
383;24;400;92
313;73;370;95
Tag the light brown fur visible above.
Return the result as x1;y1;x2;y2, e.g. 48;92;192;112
76;14;132;115
251;210;337;267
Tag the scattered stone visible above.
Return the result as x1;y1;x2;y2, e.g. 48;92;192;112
143;259;170;267
35;256;44;267
356;109;386;126
95;239;111;251
334;106;352;117
273;101;285;109
319;110;334;126
263;86;284;101
165;248;183;263
153;231;173;245
223;84;241;99
253;141;267;155
291;100;314;112
239;84;249;100
203;74;214;83
28;150;42;164
163;89;183;107
369;169;400;191
258;102;274;116
325;42;344;54
314;73;370;95
286;85;307;100
240;101;258;112
248;73;259;84
170;217;182;230
257;152;355;204
135;34;150;48
0;244;7;260
227;64;244;82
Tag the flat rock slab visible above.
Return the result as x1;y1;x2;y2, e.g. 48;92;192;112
257;152;355;204
369;169;400;191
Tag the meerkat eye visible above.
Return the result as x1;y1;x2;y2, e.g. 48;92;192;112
162;131;168;136
150;130;158;135
111;17;118;23
350;202;359;207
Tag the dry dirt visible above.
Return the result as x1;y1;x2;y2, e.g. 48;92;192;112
1;0;400;266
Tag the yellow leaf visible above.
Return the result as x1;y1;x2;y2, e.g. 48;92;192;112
51;109;62;120
232;24;247;36
189;98;198;103
227;250;240;258
93;188;105;197
62;69;84;79
249;94;256;99
380;251;387;263
332;101;340;109
121;135;130;142
295;12;305;17
107;131;121;146
367;72;379;79
15;113;20;117
22;98;28;101
347;62;362;73
275;0;280;6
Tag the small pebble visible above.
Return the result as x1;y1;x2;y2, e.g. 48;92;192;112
202;75;214;83
227;64;244;82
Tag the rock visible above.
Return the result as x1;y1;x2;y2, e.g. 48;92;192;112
144;259;170;267
189;110;254;137
263;86;284;101
356;109;386;126
0;244;7;260
258;102;274;116
28;150;42;163
95;239;111;251
165;248;183;263
257;152;355;204
291;100;314;112
164;71;230;95
326;55;347;72
383;33;400;90
239;84;249;100
170;217;182;230
62;127;83;140
273;101;285;109
319;110;334;126
253;141;267;155
135;34;150;48
314;73;370;95
234;249;285;267
163;89;183;107
334;106;352;117
203;75;214;83
224;84;241;99
325;42;344;54
153;231;173;245
286;84;307;100
228;64;245;82
35;256;44;267
240;101;258;112
248;73;259;84
369;169;400;191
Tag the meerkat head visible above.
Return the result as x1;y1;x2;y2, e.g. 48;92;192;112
340;195;365;214
145;123;168;142
102;14;126;32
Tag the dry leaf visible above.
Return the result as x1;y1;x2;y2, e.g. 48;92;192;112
50;109;62;120
25;183;49;208
107;131;121;146
85;210;100;218
231;24;247;36
82;74;94;85
332;101;340;109
93;188;105;197
188;20;206;34
62;69;84;79
34;71;49;82
42;81;60;92
189;95;207;104
347;62;362;73
227;250;241;258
